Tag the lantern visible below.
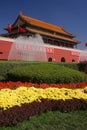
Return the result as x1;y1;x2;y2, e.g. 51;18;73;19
85;43;87;47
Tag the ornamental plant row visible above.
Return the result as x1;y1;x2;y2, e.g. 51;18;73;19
0;81;87;90
0;82;87;126
0;86;87;110
0;99;87;126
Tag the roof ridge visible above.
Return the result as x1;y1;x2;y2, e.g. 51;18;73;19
19;11;75;37
20;12;61;29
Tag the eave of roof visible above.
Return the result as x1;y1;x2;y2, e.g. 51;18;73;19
19;12;75;38
26;27;80;44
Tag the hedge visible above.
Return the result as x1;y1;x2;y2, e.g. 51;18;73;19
7;63;87;83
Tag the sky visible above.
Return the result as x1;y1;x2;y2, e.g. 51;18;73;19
0;0;87;50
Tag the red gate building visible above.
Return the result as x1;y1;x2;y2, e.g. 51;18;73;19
0;12;82;62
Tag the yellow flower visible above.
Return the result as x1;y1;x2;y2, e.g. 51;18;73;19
0;86;87;110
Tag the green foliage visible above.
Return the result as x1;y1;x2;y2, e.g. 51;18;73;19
0;61;86;83
0;61;35;81
7;62;87;83
57;62;78;70
78;61;87;74
0;62;13;81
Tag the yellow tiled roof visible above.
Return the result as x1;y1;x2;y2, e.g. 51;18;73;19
26;27;80;44
19;12;75;37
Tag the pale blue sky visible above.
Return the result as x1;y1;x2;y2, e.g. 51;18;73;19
0;0;87;50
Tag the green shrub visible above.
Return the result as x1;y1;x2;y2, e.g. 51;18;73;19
0;62;13;81
0;61;35;81
78;61;87;74
57;62;78;70
7;63;87;83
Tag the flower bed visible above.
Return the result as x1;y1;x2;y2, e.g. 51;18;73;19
0;81;87;89
0;82;87;126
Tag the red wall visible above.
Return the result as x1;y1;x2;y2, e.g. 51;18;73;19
0;39;80;62
0;40;12;60
46;47;79;62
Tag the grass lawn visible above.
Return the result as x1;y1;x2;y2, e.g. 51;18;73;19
0;110;87;130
